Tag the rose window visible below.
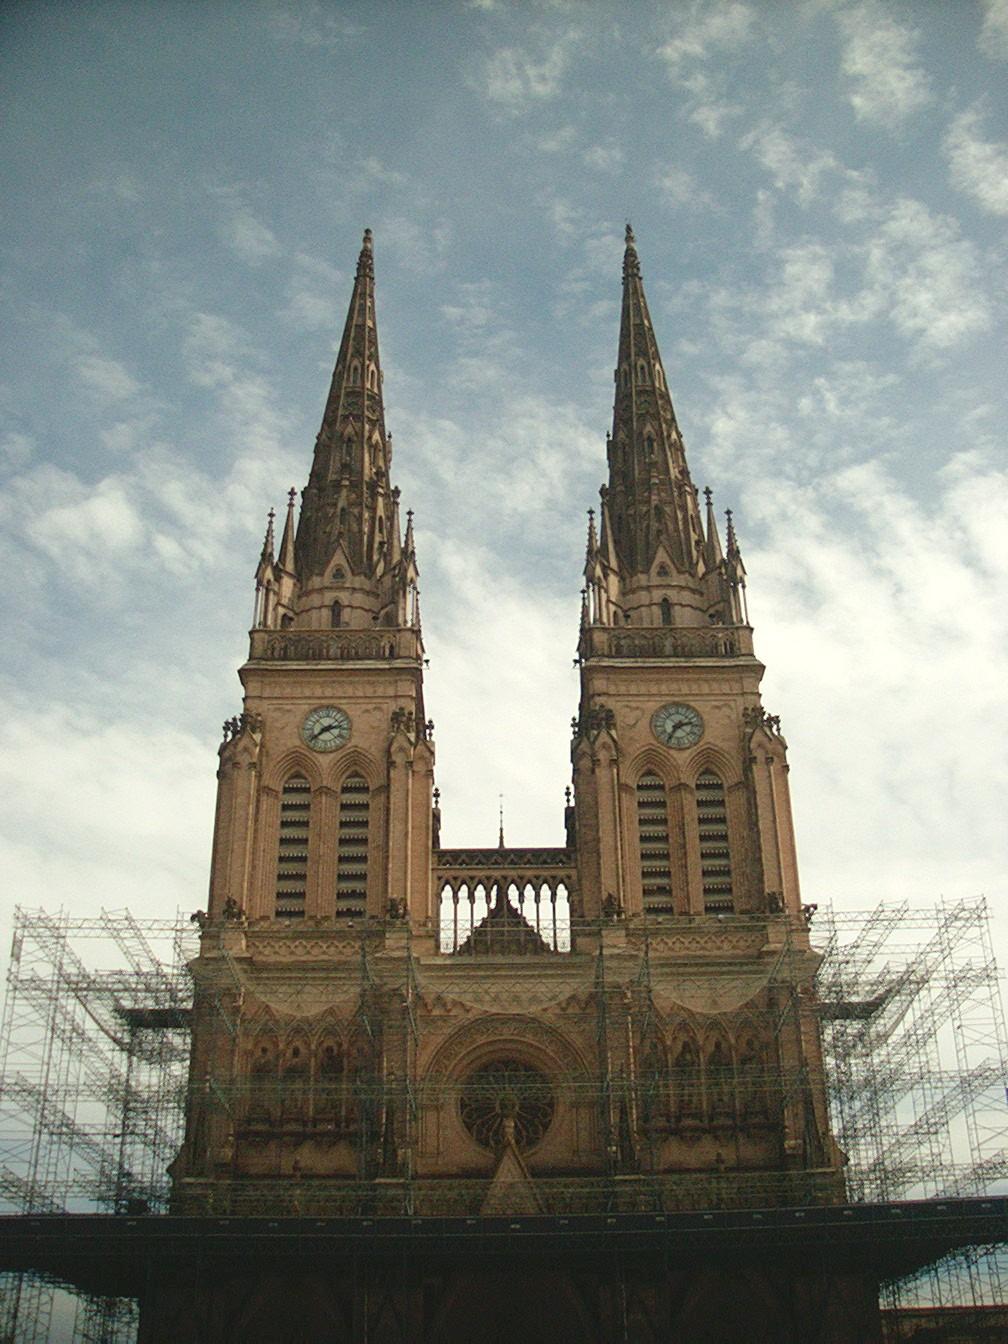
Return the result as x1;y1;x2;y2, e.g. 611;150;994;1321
459;1059;555;1152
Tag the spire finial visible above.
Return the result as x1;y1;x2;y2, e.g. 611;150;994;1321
725;507;738;556
498;794;505;849
277;486;298;574
356;227;374;278
625;221;635;247
259;507;276;563
703;486;713;505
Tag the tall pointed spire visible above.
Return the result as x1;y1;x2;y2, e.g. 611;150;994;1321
295;228;391;581
607;225;703;579
252;229;419;636
580;231;749;644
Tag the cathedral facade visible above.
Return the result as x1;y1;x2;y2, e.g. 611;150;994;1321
153;229;873;1342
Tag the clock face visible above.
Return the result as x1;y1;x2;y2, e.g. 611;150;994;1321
302;705;351;752
652;702;704;749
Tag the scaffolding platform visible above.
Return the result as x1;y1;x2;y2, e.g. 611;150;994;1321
0;899;1005;1341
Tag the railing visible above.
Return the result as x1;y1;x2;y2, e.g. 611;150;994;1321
579;624;754;661
248;628;422;663
435;848;576;955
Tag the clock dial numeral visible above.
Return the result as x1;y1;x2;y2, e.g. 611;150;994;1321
652;702;704;749
302;706;351;752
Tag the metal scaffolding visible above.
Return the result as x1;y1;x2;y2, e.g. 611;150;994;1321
0;899;1005;1340
815;898;1008;1334
0;909;196;1343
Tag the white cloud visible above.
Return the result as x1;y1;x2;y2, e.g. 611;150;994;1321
182;311;247;388
378;214;452;275
702;192;990;360
0;696;213;927
359;156;407;185
866;198;991;349
476;36;574;113
688;98;742;139
74;354;141;404
836;2;931;125
422;544;577;848
944;107;1008;216
979;0;1008;58
281;253;345;331
536;125;576;153
1;431;34;470
655;166;716;210
28;471;145;573
658;2;756;73
582;139;624;173
218;205;281;264
741;124;848;205
657;5;755;138
748;451;1008;905
544;195;582;240
259;1;362;48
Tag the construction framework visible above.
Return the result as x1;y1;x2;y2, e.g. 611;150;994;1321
815;898;1008;1338
0;899;1005;1341
0;910;195;1343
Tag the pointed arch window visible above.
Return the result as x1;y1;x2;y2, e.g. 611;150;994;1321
706;1038;734;1121
335;774;369;917
660;598;672;627
636;773;673;913
331;600;342;629
348;360;361;386
366;363;378;391
696;770;734;913
275;775;311;918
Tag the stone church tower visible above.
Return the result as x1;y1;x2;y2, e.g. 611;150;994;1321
155;229;868;1343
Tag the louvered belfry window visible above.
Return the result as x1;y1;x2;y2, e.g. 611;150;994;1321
696;770;734;913
637;773;673;913
335;775;369;917
275;775;311;918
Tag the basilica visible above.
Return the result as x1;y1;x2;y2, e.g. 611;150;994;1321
153;227;880;1342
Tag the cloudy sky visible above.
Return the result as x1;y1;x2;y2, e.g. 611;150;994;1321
1;0;1006;963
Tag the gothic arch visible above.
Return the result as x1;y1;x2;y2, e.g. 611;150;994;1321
683;744;740;786
325;747;383;792
246;1023;280;1126
623;746;684;790
424;1013;590;1104
667;1025;703;1126
264;750;324;794
280;1029;312;1124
